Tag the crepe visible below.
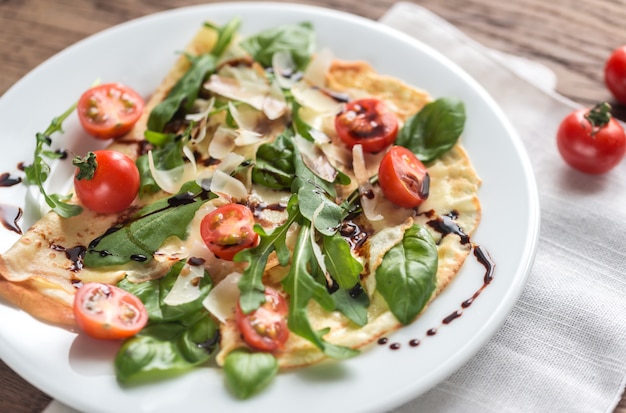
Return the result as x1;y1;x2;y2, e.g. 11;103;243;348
0;20;481;374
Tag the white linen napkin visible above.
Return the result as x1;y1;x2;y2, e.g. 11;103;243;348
45;3;626;413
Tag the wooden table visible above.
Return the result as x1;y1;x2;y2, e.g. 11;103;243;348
0;1;624;412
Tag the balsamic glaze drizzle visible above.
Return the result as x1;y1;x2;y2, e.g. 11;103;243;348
378;209;496;351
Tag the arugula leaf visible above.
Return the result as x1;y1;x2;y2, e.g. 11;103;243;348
23;102;83;218
292;144;344;236
204;17;241;57
375;224;438;325
147;54;217;132
251;130;295;189
281;223;358;359
332;287;369;327
223;349;278;399
146;18;240;133
84;182;211;267
236;196;299;314
396;97;466;163
114;312;218;384
239;21;315;71
323;233;363;290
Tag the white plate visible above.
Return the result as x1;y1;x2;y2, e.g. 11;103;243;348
0;3;539;413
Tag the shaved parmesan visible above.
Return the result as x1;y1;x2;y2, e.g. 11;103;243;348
202;272;242;323
210;169;248;201
163;262;206;306
304;48;334;87
352;144;383;221
295;135;337;183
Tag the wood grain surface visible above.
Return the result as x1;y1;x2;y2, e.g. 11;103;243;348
0;1;624;412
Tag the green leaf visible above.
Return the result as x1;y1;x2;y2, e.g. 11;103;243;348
396;97;466;163
84;184;210;267
281;224;358;359
292;145;344;236
239;21;315;71
147;53;217;132
204;17;241;57
323;233;363;290
118;260;213;323
114;313;218;384
223;349;278;399
332;287;369;327
236;196;299;314
23;102;84;218
251;131;296;189
375;224;438;325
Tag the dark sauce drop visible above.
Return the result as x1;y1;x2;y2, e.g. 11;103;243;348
130;254;148;262
0;173;22;187
339;220;370;250
51;244;86;272
426;210;470;245
0;204;23;234
188;256;206;266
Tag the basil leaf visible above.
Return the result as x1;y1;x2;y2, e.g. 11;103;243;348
236;195;299;313
281;224;358;359
251;131;295;189
239;22;315;71
223;349;278;399
114;313;218;384
84;185;210;267
375;224;438;325
323;233;363;290
147;53;217;132
396;97;466;163
332;287;369;327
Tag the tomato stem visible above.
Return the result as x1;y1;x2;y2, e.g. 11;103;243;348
584;102;612;134
73;152;98;180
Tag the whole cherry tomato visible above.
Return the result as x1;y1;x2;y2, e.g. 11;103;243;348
605;46;626;105
200;203;259;261
556;102;626;174
77;83;144;140
73;282;148;340
378;145;430;208
335;98;399;153
235;287;289;352
73;150;140;213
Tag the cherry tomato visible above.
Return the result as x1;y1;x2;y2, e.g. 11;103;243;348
200;203;259;261
77;83;144;140
378;146;430;208
73;282;148;340
605;46;626;105
335;98;399;153
556;102;626;174
73;150;140;213
236;287;289;352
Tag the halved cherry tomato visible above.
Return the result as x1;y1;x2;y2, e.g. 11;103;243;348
200;203;259;261
335;98;399;153
77;83;144;140
378;146;430;208
604;46;626;105
73;150;140;213
73;282;148;340
235;287;289;352
556;102;626;174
